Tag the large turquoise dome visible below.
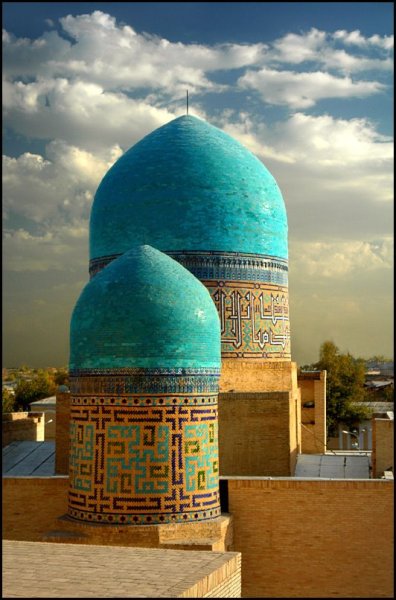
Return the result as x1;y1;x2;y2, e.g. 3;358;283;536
90;115;288;263
69;245;220;370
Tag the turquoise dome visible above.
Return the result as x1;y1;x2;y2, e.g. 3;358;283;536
90;115;288;261
69;245;220;370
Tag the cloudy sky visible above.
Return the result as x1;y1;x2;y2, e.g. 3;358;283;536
2;2;393;367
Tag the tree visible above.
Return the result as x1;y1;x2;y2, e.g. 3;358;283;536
308;341;372;437
2;388;16;413
53;368;69;387
383;385;395;402
14;373;56;411
366;354;393;364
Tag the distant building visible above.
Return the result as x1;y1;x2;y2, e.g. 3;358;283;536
29;396;56;441
366;360;394;378
2;382;17;395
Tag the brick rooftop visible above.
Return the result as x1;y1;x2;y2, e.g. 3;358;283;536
2;540;241;598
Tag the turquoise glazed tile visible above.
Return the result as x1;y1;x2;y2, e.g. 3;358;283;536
69;245;221;370
90;115;288;262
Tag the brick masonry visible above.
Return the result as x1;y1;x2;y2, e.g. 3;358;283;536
298;371;327;454
2;412;44;447
219;359;298;393
2;475;232;551
2;475;393;598
218;391;300;476
372;418;394;478
2;540;241;598
2;477;69;541
227;477;394;598
55;392;71;475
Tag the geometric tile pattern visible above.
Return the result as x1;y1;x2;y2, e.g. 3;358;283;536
68;391;220;524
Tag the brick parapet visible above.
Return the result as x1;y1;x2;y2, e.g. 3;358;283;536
372;417;394;478
227;476;393;598
220;360;297;393
218;392;296;476
2;412;44;447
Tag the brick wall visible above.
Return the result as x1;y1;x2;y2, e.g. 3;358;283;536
2;477;69;541
44;411;56;441
2;412;45;447
289;387;301;475
219;359;297;393
372;418;394;478
4;475;392;597
55;392;70;474
218;392;297;476
298;371;327;454
201;554;241;597
227;477;393;598
2;475;233;552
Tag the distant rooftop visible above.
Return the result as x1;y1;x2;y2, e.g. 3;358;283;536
3;441;55;476
364;380;393;389
4;443;374;481
298;370;322;380
29;395;56;407
351;401;394;414
294;453;371;479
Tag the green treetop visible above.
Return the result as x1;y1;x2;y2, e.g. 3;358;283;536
304;340;372;437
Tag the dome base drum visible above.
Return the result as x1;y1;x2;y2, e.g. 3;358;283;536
67;368;221;525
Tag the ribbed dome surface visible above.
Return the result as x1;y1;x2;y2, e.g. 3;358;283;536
90;115;288;261
70;245;220;370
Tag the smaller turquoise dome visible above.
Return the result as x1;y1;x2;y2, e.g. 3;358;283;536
69;245;220;370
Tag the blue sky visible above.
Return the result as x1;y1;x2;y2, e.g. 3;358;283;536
2;2;393;366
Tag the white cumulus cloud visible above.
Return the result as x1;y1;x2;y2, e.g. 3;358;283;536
2;10;393;366
238;67;385;108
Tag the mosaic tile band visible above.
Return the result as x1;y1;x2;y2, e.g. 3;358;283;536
89;250;288;283
68;401;220;524
68;506;221;524
70;395;218;407
70;368;220;399
69;368;220;395
170;251;288;286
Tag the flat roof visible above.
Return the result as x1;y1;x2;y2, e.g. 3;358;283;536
3;443;374;480
2;540;241;598
29;396;56;406
294;453;371;479
352;401;394;412
3;441;55;476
